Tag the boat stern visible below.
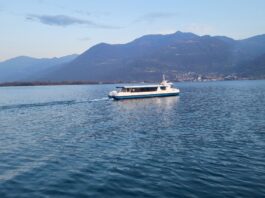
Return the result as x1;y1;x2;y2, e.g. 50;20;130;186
108;90;118;99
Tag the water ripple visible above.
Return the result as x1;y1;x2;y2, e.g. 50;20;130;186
0;81;265;197
0;97;110;111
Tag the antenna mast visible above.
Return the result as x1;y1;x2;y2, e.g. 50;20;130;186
163;74;166;81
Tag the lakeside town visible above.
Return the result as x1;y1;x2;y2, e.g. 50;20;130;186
0;72;261;87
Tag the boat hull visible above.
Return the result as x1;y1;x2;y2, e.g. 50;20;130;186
110;92;179;100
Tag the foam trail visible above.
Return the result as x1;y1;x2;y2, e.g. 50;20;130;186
89;97;110;102
0;98;111;111
0;100;76;110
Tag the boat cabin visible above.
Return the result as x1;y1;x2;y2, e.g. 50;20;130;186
108;75;179;99
116;85;170;93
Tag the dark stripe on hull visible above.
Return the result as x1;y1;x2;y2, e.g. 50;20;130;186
112;93;179;100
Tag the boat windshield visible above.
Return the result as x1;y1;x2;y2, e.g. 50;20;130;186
121;88;127;92
160;86;166;90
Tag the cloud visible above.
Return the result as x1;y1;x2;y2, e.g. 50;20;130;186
134;12;177;23
26;14;119;29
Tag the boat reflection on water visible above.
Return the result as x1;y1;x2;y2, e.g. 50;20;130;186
111;96;180;130
113;96;180;111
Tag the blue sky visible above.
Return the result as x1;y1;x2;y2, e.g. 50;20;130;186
0;0;265;61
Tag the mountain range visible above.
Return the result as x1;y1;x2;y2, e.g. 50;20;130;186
1;31;265;83
0;54;78;82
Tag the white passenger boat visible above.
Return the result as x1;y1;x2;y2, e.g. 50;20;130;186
108;76;180;100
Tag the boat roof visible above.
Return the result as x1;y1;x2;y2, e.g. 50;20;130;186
116;84;159;88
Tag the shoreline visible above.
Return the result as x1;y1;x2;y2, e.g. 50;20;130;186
0;78;264;87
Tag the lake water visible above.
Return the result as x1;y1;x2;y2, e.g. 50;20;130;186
0;80;265;198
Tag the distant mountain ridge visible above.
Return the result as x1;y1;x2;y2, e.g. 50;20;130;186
1;31;265;83
41;31;265;82
0;54;78;82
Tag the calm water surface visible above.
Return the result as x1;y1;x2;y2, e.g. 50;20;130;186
0;80;265;197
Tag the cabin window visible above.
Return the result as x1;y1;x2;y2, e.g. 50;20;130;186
124;87;157;92
136;87;157;92
160;86;166;90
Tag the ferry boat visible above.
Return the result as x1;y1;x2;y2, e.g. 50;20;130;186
108;75;180;100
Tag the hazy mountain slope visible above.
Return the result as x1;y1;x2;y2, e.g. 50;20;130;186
3;31;265;82
235;34;265;62
0;54;78;82
43;31;241;81
236;53;265;78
